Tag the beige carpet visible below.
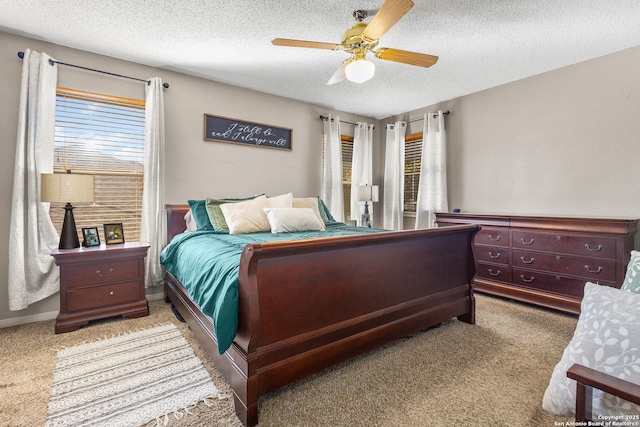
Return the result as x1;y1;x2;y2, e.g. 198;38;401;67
0;294;578;427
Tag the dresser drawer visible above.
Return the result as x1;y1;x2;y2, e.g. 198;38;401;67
475;246;509;265
512;250;616;281
475;227;509;247
476;263;511;283
67;282;140;312
512;268;616;299
512;230;616;259
65;259;141;287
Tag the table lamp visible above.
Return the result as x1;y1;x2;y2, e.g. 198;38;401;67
357;185;379;228
41;172;95;249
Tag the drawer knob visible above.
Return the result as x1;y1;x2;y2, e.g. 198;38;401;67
110;291;114;295
489;252;501;259
520;275;535;283
96;268;114;278
520;237;535;245
489;235;501;242
585;265;603;274
488;269;501;276
585;243;603;252
520;256;534;264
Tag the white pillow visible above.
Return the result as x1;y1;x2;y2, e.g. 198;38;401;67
184;209;197;232
292;197;324;224
542;282;640;417
263;208;325;233
268;192;293;208
219;195;271;234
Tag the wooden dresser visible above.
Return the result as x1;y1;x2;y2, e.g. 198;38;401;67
435;213;638;314
52;242;150;333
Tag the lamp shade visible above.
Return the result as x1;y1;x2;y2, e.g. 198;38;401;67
41;174;95;204
357;185;379;203
345;59;375;83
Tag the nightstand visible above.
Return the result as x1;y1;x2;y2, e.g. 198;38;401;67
52;242;150;333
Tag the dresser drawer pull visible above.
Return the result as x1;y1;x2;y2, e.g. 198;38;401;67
488;235;501;242
520;256;534;264
520;275;535;283
585;265;603;274
96;268;114;278
520;237;535;245
584;243;603;252
488;269;501;276
488;252;501;259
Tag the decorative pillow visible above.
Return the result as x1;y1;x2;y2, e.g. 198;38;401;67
318;198;336;223
184;209;197;232
219;195;271;234
621;250;640;294
187;199;213;230
542;282;640;417
205;195;263;232
268;192;293;208
264;208;326;233
293;197;324;225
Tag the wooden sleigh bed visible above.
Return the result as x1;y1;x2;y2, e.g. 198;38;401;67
163;204;478;426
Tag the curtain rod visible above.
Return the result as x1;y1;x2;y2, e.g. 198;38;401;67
319;115;375;129
409;110;450;123
17;51;169;88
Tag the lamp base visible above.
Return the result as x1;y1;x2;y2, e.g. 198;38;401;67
59;203;80;249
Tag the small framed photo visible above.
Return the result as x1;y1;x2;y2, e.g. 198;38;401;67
82;227;101;247
103;223;125;245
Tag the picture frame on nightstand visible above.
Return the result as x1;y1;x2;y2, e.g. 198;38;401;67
103;223;125;245
82;227;100;247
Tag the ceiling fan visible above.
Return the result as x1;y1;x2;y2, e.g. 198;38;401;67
271;0;438;85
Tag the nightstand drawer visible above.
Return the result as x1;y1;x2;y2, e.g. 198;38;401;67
66;259;141;287
67;282;140;312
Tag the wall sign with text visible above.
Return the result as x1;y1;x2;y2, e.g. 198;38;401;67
204;114;292;151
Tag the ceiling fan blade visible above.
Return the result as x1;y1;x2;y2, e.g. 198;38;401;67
375;47;439;68
272;38;341;50
327;61;349;85
363;0;414;41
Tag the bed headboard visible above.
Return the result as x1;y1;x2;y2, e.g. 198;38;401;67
165;204;190;243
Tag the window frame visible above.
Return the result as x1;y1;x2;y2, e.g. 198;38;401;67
50;87;146;243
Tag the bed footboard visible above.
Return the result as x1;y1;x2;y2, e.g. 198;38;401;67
163;204;477;426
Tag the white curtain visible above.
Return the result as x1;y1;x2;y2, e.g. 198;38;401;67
383;121;406;230
140;78;166;288
350;122;374;225
8;49;60;310
321;115;344;222
415;111;448;229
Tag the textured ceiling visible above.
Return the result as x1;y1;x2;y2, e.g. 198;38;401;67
2;0;640;119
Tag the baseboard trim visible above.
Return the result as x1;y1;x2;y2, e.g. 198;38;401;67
0;310;59;328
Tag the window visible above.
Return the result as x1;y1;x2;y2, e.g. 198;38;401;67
50;87;145;242
341;134;354;221
404;133;423;214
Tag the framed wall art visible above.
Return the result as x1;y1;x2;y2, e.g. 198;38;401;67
204;114;292;151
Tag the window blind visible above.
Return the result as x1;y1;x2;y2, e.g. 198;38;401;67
404;133;423;213
341;135;354;221
50;87;145;243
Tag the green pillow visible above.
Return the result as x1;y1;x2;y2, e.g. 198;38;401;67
621;250;640;294
187;199;213;230
318;198;335;223
205;195;263;232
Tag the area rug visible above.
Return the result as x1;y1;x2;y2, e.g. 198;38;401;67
45;323;219;427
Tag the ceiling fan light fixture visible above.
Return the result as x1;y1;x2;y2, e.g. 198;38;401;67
345;58;375;83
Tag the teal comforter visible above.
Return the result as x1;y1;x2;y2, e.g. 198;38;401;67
160;223;383;354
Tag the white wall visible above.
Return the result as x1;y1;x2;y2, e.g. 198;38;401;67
0;31;379;324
